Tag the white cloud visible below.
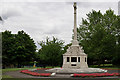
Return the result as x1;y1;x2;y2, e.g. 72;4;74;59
1;0;120;2
1;2;119;49
2;9;21;20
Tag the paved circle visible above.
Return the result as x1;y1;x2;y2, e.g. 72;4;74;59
3;69;120;80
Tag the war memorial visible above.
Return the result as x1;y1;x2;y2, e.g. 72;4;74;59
46;2;107;73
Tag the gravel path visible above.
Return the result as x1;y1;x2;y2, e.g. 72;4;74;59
2;69;120;80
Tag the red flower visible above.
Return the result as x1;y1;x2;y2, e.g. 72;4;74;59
20;69;51;77
73;72;120;77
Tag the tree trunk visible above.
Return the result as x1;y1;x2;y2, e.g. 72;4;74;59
17;63;22;68
98;58;101;67
103;60;105;67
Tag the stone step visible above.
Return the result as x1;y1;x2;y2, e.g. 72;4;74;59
55;74;71;77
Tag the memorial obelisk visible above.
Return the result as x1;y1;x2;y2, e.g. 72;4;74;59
46;2;107;73
62;2;88;69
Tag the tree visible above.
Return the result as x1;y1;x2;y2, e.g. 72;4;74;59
38;37;64;67
2;30;36;68
112;15;120;66
14;30;36;67
2;31;16;68
77;9;118;66
63;43;72;53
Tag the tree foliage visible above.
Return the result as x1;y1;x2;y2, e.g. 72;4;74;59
37;37;64;67
2;30;36;68
2;31;15;67
77;9;120;66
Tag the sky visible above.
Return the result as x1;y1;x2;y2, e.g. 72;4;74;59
0;0;120;49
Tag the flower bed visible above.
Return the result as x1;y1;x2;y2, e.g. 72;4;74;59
72;73;120;77
20;69;51;77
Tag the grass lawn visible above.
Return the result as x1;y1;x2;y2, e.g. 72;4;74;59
2;75;13;78
2;66;59;78
3;67;40;73
89;64;120;69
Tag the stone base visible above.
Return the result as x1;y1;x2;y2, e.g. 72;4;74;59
62;43;88;69
46;68;107;73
